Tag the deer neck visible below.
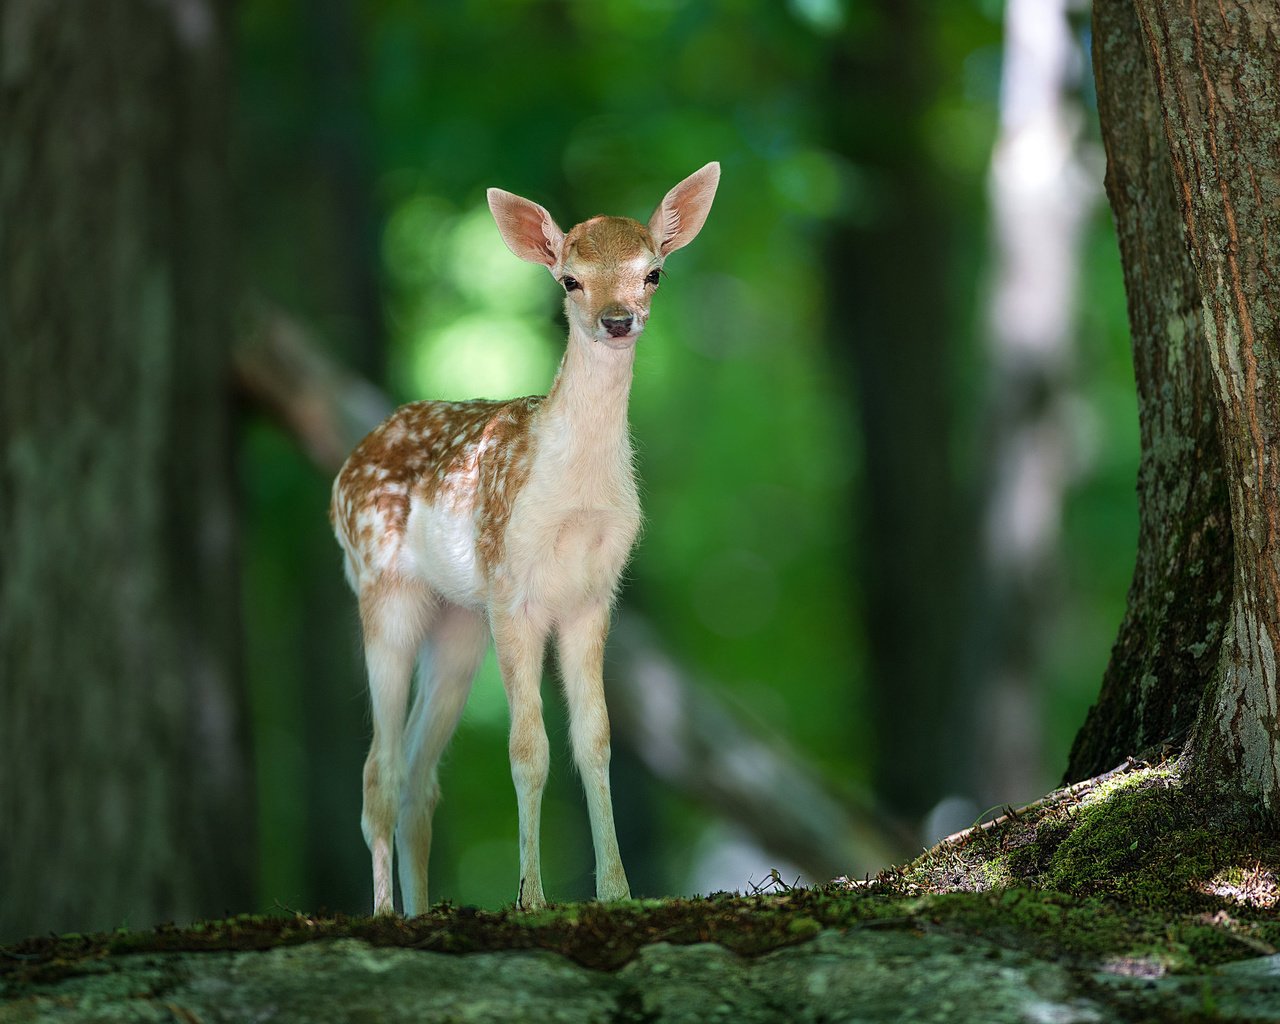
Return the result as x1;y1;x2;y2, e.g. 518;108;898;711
538;322;636;477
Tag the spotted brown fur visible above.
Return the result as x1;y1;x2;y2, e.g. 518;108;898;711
331;396;541;582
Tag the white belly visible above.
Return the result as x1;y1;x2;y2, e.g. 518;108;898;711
404;500;487;608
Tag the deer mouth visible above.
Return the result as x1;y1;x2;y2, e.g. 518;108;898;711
596;327;641;349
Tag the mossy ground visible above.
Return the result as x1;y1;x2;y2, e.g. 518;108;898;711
903;759;1280;972
4;760;1277;990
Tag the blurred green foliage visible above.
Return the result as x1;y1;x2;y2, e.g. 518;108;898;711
233;0;1137;913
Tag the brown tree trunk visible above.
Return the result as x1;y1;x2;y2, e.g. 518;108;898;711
1065;0;1233;782
1129;0;1280;804
1071;0;1280;810
0;1;253;937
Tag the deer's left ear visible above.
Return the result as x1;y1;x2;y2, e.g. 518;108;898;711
487;189;566;269
648;162;720;256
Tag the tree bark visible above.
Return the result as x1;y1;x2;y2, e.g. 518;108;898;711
1127;0;1280;804
1072;0;1280;809
1065;0;1233;782
0;1;252;937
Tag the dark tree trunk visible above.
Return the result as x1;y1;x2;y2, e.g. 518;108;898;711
823;0;977;820
1071;0;1280;809
304;0;386;382
1065;0;1233;782
0;1;253;937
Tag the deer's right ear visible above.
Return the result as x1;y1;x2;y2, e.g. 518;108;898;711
487;189;565;270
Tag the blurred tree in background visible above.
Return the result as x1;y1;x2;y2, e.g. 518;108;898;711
1;3;252;937
2;0;1150;935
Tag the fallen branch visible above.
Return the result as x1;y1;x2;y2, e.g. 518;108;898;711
935;756;1153;849
234;304;393;470
232;304;911;879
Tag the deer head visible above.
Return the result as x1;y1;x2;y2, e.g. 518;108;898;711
486;162;720;350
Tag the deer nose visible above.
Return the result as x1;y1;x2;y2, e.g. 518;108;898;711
600;310;634;337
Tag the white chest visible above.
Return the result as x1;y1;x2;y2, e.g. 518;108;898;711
497;445;641;617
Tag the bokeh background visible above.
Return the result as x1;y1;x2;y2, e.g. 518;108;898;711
231;0;1131;915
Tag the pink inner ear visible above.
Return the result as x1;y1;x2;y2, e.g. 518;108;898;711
653;205;682;252
497;197;559;265
532;222;557;264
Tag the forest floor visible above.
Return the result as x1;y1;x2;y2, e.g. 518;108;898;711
4;759;1280;1022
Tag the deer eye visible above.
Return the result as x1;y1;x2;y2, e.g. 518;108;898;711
645;269;661;286
562;276;581;292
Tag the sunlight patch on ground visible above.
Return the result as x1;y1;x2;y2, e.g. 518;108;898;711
1197;864;1279;910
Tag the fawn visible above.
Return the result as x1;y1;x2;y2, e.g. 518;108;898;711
330;163;720;915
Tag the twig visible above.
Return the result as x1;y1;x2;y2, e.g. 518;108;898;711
936;757;1151;848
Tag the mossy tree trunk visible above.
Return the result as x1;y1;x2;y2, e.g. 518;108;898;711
1071;0;1280;809
0;1;253;937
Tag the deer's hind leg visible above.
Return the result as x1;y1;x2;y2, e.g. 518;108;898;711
360;575;436;916
397;603;489;916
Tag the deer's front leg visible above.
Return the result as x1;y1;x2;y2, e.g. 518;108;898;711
557;603;631;902
493;608;550;910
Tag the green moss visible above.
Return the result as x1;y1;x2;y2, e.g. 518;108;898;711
1043;789;1213;903
900;761;1280;974
786;916;822;937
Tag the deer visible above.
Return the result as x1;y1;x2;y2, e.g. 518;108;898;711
330;163;720;915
